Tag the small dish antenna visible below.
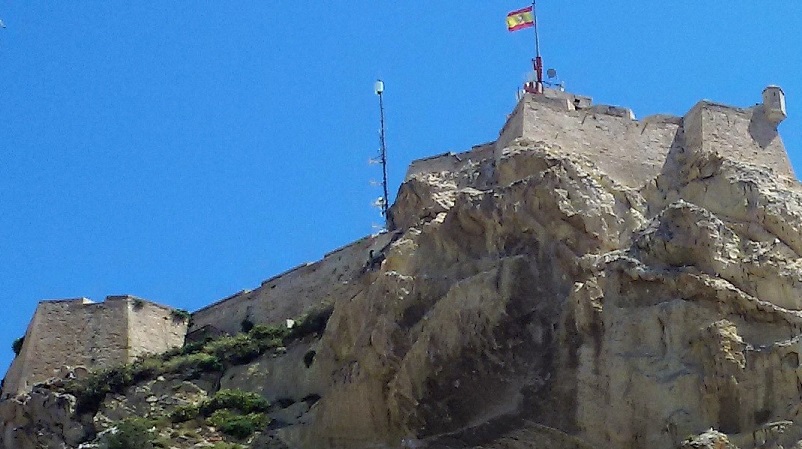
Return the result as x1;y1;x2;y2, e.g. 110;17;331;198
546;68;557;79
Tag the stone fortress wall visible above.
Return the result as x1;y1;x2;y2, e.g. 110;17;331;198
403;86;792;189
2;296;186;398
189;231;398;336
124;296;190;359
404;143;496;181
1;231;397;398
682;99;792;177
495;91;682;189
1;85;792;398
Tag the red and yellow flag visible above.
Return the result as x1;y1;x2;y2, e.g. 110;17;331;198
506;6;534;32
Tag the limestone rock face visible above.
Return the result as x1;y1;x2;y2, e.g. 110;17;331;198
296;138;802;449
0;388;89;449
4;132;802;448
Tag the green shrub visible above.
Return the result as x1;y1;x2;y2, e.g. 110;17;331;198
204;334;262;365
11;337;24;356
163;352;223;378
170;309;191;323
66;364;140;414
182;339;210;355
161;339;207;361
240;318;254;333
248;324;289;341
169;403;201;423
159;346;182;361
199;389;270;416
208;409;267;439
289;305;334;339
130;357;166;383
66;351;222;414
104;417;157;449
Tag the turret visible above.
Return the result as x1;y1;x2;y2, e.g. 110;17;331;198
762;85;787;126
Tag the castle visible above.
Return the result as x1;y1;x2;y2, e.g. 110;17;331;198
2;296;186;397
1;85;791;399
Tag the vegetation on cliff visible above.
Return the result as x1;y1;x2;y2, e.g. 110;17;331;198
10;337;23;357
0;305;333;448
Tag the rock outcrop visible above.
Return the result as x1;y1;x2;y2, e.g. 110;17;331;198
3;89;802;449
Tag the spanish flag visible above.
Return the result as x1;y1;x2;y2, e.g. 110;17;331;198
506;6;535;32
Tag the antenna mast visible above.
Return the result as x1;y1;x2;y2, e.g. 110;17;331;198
374;80;390;223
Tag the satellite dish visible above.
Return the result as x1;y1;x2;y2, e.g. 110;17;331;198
374;80;385;95
546;68;557;79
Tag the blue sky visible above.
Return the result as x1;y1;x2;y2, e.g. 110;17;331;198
1;2;800;376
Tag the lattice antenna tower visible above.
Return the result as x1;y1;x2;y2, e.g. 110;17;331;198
372;79;390;226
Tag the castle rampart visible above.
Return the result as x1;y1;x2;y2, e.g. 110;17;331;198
189;231;398;336
125;296;190;360
402;86;793;190
2;296;186;398
495;91;682;189
404;143;496;182
681;100;793;178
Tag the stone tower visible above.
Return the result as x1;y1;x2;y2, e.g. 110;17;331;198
763;85;787;126
2;295;187;398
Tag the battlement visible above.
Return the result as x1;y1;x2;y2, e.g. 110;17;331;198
681;99;792;178
404;142;495;181
1;295;186;398
404;86;793;189
189;231;399;336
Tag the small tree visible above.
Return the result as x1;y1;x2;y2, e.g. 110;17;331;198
240;318;254;333
104;418;156;449
12;337;24;356
171;309;191;322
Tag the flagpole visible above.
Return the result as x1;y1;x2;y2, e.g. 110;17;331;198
532;0;543;93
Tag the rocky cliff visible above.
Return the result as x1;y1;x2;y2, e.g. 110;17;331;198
3;91;802;449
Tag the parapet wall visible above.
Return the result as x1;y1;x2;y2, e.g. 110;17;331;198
683;101;793;178
2;296;185;398
404;143;496;182
190;231;398;336
125;296;190;360
402;87;793;190
495;92;682;189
